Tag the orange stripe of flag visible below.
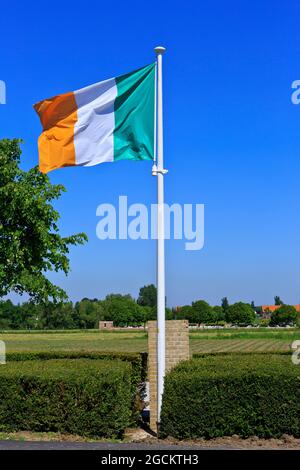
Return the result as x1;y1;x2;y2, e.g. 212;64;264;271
34;92;78;173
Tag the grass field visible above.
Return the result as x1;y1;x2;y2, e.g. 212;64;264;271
0;327;298;354
190;328;298;353
0;330;148;353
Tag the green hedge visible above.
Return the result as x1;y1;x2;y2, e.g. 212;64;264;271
160;354;300;439
6;351;147;425
0;359;132;438
6;351;148;385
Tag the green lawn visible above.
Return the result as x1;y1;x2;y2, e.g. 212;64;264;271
191;339;291;353
190;328;299;353
0;330;148;353
190;328;300;341
0;327;298;354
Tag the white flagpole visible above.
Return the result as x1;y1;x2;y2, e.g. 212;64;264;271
153;45;167;427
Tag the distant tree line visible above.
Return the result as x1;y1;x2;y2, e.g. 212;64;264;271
175;299;256;326
168;294;298;327
0;289;298;329
0;285;172;329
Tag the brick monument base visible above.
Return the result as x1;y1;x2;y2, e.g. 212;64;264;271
147;320;190;432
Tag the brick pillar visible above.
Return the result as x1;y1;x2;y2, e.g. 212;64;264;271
147;320;190;433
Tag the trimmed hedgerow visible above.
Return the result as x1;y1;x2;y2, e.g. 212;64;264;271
6;351;147;386
6;352;148;426
160;354;300;439
0;359;132;438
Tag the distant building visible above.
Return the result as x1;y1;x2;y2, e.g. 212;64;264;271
99;321;114;329
260;305;300;318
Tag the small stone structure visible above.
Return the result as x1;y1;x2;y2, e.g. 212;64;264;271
147;320;190;432
98;320;114;330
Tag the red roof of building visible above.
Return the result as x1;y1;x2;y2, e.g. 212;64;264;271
262;305;300;312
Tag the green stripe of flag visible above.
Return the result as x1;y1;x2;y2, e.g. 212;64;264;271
113;63;156;161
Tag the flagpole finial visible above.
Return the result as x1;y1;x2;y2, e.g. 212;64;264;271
154;46;166;55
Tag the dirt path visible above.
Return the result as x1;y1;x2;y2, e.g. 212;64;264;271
0;429;300;450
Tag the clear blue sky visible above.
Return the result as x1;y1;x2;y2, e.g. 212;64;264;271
1;0;300;307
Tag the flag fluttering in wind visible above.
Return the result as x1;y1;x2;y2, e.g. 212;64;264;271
34;47;167;429
34;63;155;173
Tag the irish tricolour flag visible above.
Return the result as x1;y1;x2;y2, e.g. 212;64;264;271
34;63;155;173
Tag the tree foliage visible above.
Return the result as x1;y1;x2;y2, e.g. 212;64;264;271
221;297;229;311
0;139;87;302
225;302;256;325
212;306;225;322
176;305;193;322
176;303;225;325
137;284;157;308
191;300;213;324
101;294;146;326
270;305;297;326
274;295;283;306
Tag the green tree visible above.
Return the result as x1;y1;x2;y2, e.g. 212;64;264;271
0;300;15;329
40;302;76;329
0;139;87;303
270;305;297;326
139;305;154;324
102;294;145;326
16;302;43;329
165;307;174;320
142;305;172;322
221;297;229;311
176;305;193;322
225;302;256;326
74;299;105;329
191;300;213;325
274;296;283;306
137;284;157;308
255;306;262;315
212;306;225;322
